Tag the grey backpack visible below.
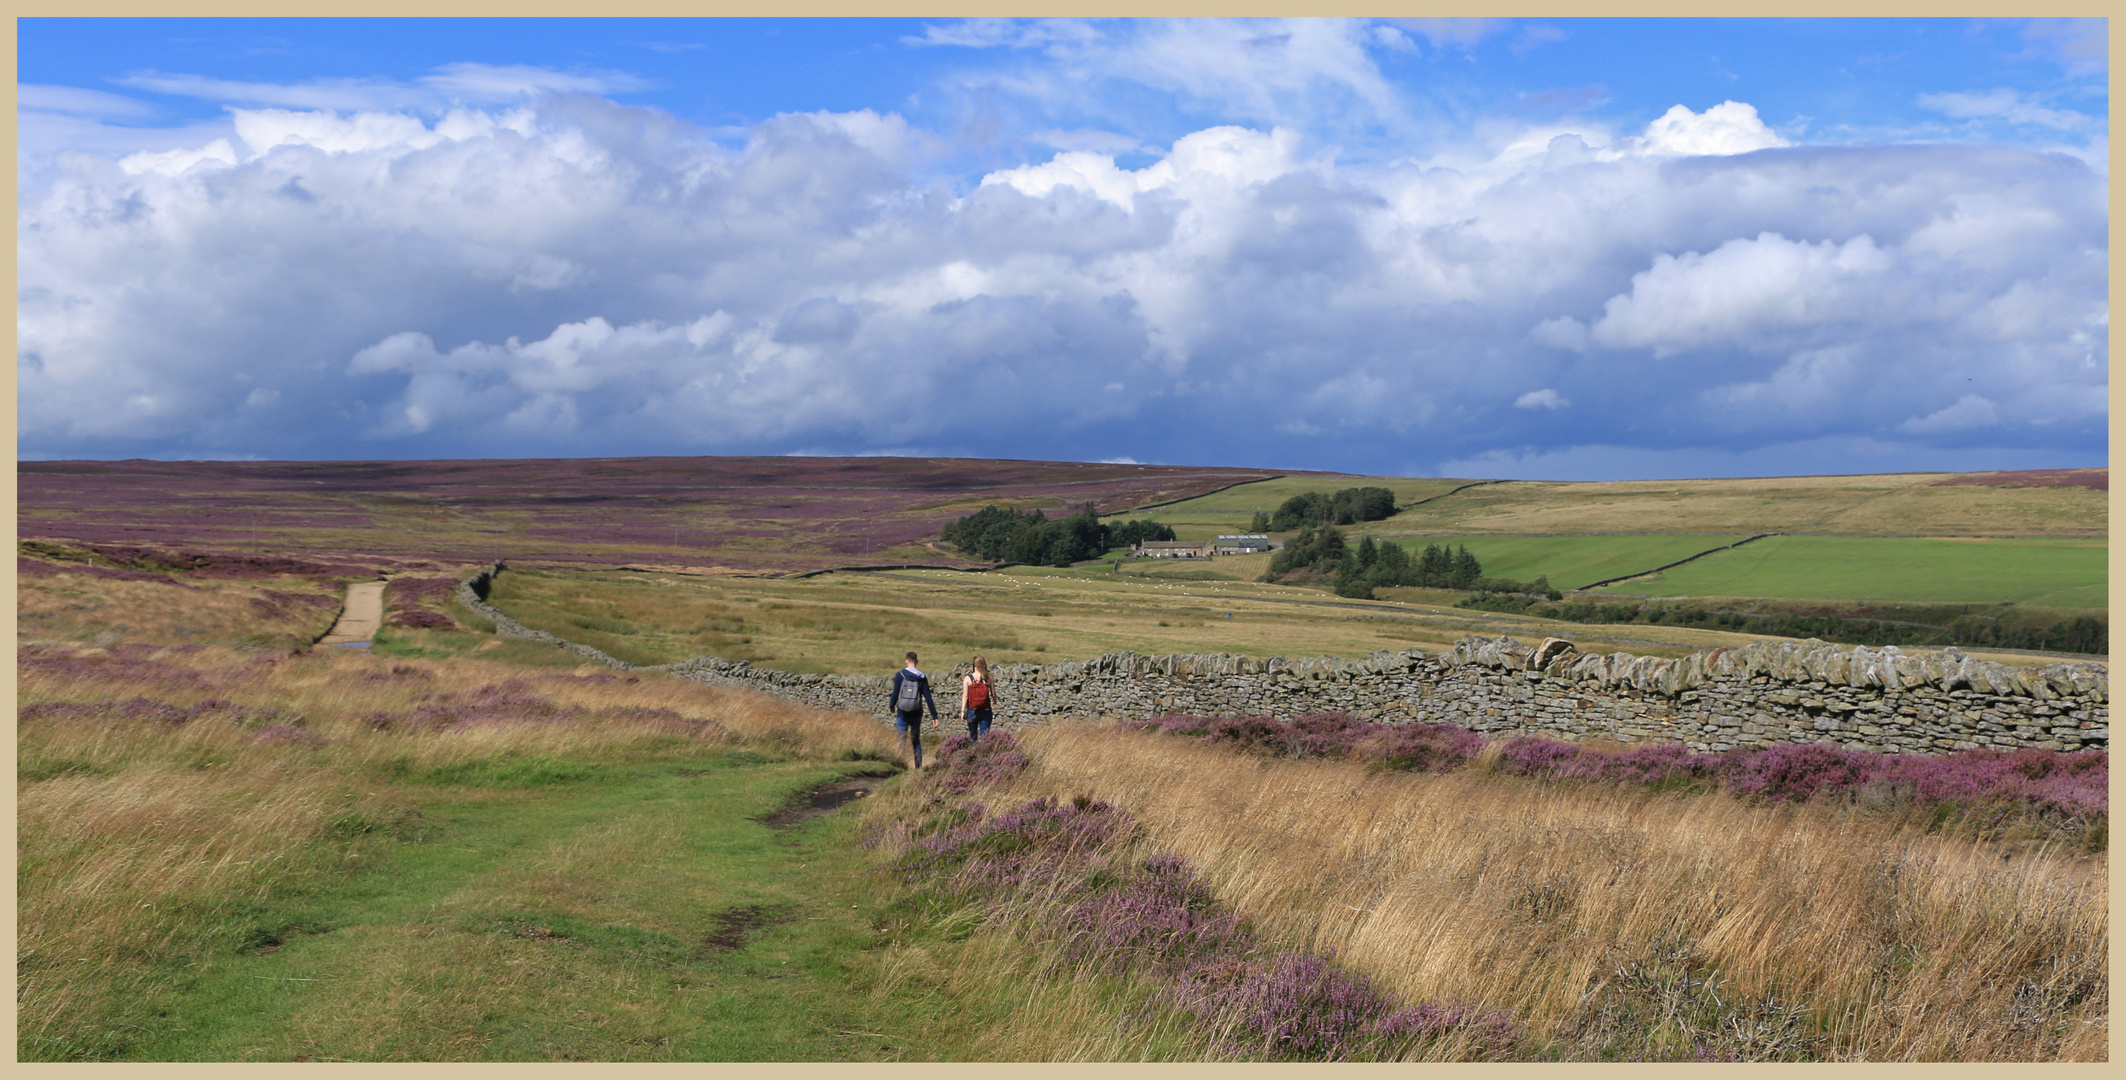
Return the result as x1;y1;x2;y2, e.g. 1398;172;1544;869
894;675;921;714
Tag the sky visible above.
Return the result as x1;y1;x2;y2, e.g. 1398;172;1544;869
15;17;2111;479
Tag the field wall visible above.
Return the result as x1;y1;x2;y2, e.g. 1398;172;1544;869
459;564;2107;755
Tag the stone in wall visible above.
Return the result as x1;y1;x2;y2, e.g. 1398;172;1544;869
457;565;2106;756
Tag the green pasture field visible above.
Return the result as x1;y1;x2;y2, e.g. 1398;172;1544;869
1387;474;2106;538
1378;535;1745;592
1588;535;2108;608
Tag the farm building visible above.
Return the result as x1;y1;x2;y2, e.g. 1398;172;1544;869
1134;540;1216;559
1215;534;1276;555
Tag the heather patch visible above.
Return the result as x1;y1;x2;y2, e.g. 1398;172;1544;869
383;576;461;630
20;697;211;727
18;555;194;587
61;541;381;582
19;695;308;734
883;754;1515;1060
357;664;435;684
1162;949;1516;1062
20;456;1273;573
250;589;342;623
925;731;1031;796
1125;714;2106;846
1122;711;1483;772
19;644;215;688
361;681;724;740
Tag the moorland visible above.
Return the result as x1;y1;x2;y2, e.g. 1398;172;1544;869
15;456;2109;1061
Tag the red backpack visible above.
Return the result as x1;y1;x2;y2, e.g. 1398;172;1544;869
966;678;991;709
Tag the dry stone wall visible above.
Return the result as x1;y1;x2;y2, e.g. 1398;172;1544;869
458;564;2107;755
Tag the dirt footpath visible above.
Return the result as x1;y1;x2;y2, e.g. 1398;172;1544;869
318;580;386;646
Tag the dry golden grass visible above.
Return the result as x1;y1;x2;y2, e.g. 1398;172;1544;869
18;646;898;775
865;929;1218;1060
487;563;1856;673
16;761;391;1055
17;572;346;650
881;722;2109;1061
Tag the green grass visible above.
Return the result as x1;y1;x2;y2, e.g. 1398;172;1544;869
1589;535;2108;607
1386;474;2107;538
76;760;932;1062
1106;476;1471;540
1379;535;1746;592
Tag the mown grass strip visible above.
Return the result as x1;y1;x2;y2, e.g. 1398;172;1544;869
78;761;916;1062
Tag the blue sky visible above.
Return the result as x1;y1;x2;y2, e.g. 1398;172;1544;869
16;17;2109;478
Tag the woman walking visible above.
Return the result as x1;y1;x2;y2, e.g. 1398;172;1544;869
960;655;996;742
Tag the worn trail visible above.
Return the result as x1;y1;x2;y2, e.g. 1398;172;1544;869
318;580;386;646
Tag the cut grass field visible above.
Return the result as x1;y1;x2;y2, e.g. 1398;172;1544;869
1383;472;2106;538
1588;535;2109;608
1379;534;1746;592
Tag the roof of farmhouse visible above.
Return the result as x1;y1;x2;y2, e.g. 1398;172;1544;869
1216;535;1270;541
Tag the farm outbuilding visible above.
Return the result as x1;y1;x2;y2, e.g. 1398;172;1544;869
1134;540;1216;559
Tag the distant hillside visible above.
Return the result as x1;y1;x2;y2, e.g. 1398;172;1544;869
16;456;1343;573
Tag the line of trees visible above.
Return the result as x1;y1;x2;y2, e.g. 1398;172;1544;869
941;504;1173;567
1265;533;1554;600
1262;487;1397;532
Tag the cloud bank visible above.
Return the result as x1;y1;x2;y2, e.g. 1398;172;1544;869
17;84;2107;477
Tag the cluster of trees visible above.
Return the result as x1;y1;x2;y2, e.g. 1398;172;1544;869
1256;487;1397;532
1451;598;2108;657
1265;533;1550;600
1109;518;1179;548
941;504;1173;567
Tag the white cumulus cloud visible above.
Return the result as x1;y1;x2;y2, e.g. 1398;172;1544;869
15;91;2107;476
1619;101;1788;157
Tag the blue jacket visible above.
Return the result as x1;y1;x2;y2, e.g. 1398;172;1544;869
889;667;938;719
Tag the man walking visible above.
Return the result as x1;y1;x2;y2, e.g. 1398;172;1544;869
889;651;940;768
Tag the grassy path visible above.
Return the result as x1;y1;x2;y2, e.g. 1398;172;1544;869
119;759;920;1061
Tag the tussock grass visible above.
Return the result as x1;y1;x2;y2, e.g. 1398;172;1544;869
866;929;1211;1060
17;762;401;1058
875;722;2108;1061
16;572;345;650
